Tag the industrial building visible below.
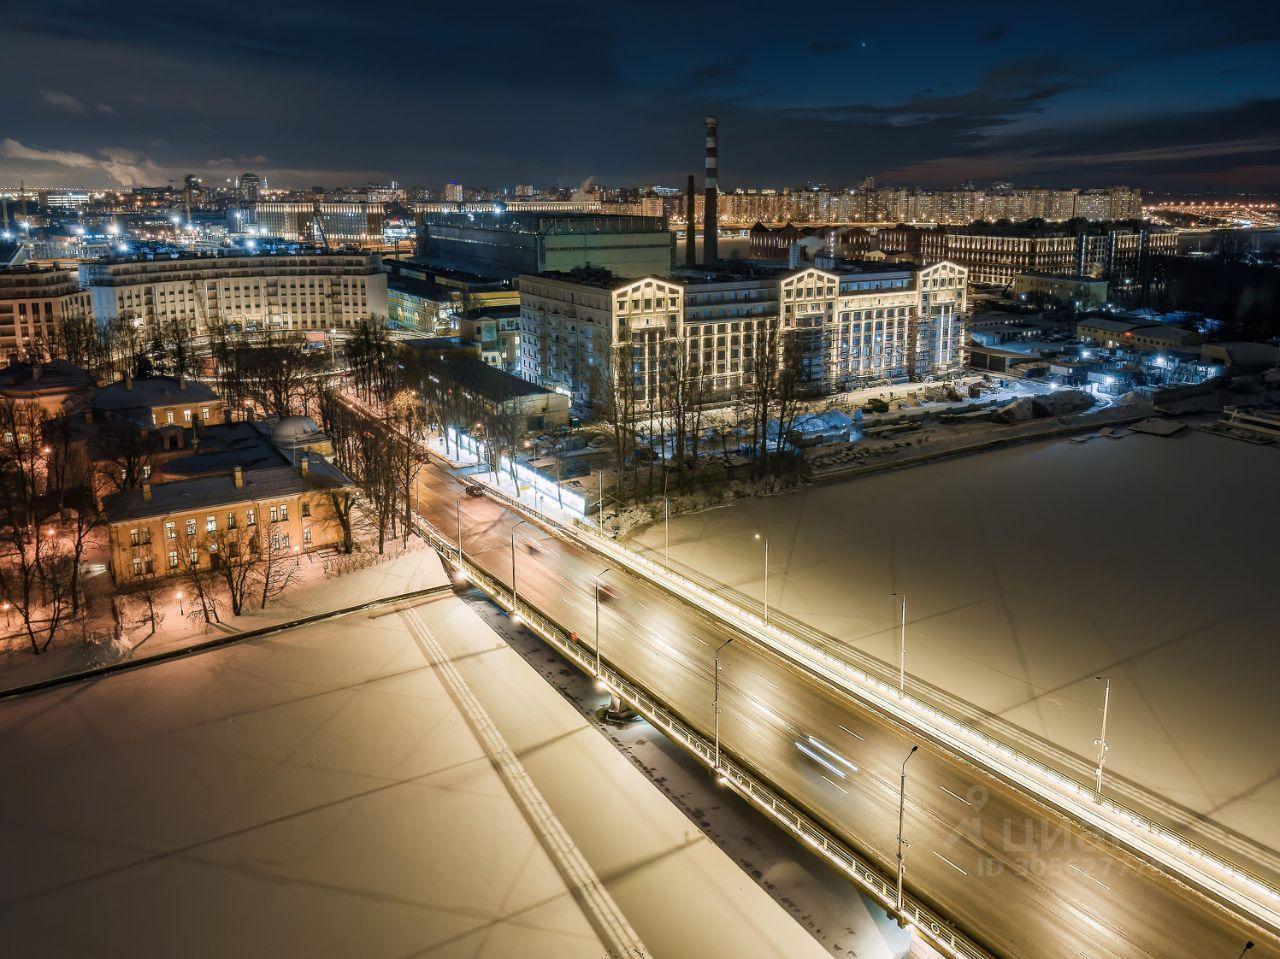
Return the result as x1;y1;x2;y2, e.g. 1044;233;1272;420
85;251;388;336
416;211;674;279
518;260;966;409
252;201;387;247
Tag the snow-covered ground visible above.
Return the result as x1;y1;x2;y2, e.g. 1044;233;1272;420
0;549;873;958
0;537;444;693
628;429;1280;873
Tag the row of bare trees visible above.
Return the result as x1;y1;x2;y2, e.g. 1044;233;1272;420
593;320;806;506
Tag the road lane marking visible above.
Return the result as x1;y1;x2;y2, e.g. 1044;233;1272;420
757;675;778;690
837;723;864;741
933;851;968;875
1068;863;1111;890
939;785;972;805
821;775;848;795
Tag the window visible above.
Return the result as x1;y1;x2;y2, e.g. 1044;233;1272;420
165;410;174;425
279;504;288;521
129;528;140;546
142;465;152;479
269;506;277;523
168;550;179;569
227;512;237;529
303;528;312;545
301;501;310;518
246;508;256;526
186;519;196;536
187;548;198;564
183;409;192;423
165;521;175;540
206;515;216;533
132;558;142;575
200;407;209;420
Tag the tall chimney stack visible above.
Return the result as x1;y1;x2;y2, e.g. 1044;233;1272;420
684;174;697;267
703;115;719;265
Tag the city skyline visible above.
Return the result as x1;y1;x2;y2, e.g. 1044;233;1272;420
2;0;1278;192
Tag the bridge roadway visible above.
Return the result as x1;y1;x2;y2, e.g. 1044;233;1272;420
409;462;1275;959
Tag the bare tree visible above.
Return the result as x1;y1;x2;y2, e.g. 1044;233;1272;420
91;420;159;495
208;526;260;617
257;529;300;609
593;345;636;505
174;532;221;625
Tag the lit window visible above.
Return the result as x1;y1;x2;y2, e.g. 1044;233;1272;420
186;519;196;536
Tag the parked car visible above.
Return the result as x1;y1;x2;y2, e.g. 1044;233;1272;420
464;485;485;498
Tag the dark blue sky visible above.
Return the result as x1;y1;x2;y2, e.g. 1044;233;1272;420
2;0;1278;191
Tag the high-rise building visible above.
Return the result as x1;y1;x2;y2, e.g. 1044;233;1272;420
443;181;464;202
238;173;262;206
253;201;387;247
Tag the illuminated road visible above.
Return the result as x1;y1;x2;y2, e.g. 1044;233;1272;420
408;460;1274;959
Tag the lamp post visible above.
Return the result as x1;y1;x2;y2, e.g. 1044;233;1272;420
896;744;919;922
754;533;769;624
1239;942;1255;958
593;568;612;678
892;592;907;696
663;471;670;564
1093;676;1111;801
713;637;734;773
176;591;185;617
2;600;10;628
510;519;528;616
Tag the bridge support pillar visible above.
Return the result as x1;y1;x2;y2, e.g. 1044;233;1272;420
600;692;637;725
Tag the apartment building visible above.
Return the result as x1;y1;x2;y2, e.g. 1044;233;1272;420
0;265;93;355
86;251;389;337
518;261;966;409
881;223;1178;286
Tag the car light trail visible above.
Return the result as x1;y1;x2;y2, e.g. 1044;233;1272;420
805;735;860;774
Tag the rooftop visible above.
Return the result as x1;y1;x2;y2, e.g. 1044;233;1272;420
406;340;552;401
91;376;219;412
0;359;93;396
105;461;350;522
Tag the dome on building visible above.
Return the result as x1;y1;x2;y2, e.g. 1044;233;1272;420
271;415;320;443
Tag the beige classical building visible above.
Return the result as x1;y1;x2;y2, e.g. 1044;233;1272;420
104;457;355;584
87;251;388;337
90;375;225;429
0;265;93;356
518;260;966;409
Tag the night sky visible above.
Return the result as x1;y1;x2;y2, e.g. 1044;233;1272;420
3;0;1279;192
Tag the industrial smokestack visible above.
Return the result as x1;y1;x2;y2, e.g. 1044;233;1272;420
685;174;697;267
703;115;718;265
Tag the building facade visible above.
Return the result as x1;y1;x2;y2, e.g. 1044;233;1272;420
0;265;93;356
418;212;673;279
104;458;354;585
518;261;967;409
253;201;386;247
881;223;1178;286
1012;273;1109;309
86;252;389;336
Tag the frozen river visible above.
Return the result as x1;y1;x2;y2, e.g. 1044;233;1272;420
630;430;1280;870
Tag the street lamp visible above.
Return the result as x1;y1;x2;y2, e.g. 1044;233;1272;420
713;637;734;773
1093;676;1112;801
595;468;605;534
754;533;769;624
593;567;612;679
1239;942;1255;958
510;519;528;616
455;495;464;558
176;591;185;616
2;600;10;628
896;744;919;923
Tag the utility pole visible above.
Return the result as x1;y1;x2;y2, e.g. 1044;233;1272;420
896;744;919;923
663;471;670;564
596;469;604;534
713;637;734;772
455;496;463;558
1093;676;1111;802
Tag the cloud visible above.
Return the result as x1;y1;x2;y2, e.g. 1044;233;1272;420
1;138;159;186
206;154;270;168
1;138;96;169
683;57;753;90
40;90;85;114
96;103;115;115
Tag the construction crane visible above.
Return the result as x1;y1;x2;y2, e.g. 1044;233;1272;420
310;200;330;251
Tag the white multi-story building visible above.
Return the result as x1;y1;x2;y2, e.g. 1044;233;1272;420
87;252;388;336
518;261;966;409
0;265;93;355
253;202;386;247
